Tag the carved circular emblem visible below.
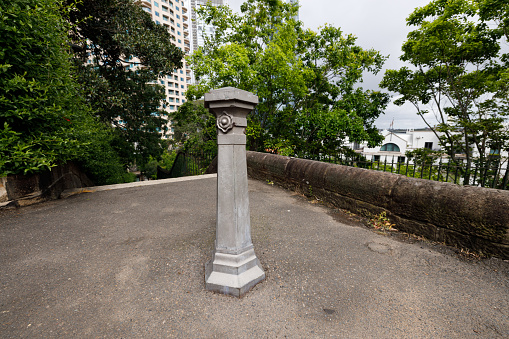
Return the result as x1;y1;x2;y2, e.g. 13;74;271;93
217;112;234;133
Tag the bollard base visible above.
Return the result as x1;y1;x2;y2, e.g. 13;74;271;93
205;248;265;297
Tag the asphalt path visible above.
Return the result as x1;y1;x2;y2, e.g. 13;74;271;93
1;175;508;338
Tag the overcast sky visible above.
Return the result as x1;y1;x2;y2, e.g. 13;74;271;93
225;0;432;129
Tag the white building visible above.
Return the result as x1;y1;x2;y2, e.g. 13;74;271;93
190;0;227;52
139;0;191;138
189;0;227;84
352;128;442;163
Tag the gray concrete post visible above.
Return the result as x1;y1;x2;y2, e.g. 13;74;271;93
204;87;265;297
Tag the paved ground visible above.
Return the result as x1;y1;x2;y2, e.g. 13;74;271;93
1;175;508;338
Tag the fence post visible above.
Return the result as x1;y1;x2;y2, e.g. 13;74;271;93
203;87;265;297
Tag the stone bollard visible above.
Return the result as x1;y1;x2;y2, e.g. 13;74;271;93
204;87;265;297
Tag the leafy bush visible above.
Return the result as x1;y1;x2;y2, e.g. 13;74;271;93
0;0;89;176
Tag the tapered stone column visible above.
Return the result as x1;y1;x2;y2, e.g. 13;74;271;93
204;87;265;297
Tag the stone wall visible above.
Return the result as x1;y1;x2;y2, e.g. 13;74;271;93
1;163;93;207
0;177;8;203
246;151;509;259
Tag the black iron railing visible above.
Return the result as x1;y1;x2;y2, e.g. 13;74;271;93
165;151;216;178
300;153;509;190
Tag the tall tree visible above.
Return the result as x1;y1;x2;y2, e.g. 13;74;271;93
169;101;217;153
67;0;184;166
380;0;509;185
186;0;388;156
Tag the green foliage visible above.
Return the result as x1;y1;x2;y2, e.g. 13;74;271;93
159;150;178;170
369;211;395;231
0;0;145;184
170;101;217;153
186;0;389;156
381;0;509;184
405;148;442;165
76;122;136;185
0;0;89;176
139;156;158;180
67;0;184;167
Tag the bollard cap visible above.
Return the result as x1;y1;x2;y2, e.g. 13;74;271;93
204;87;258;108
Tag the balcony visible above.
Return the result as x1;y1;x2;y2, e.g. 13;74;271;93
183;22;188;29
137;0;151;10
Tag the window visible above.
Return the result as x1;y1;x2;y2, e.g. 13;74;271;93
175;91;179;96
163;15;169;21
424;142;433;150
174;75;178;80
177;31;181;35
170;105;175;110
177;14;180;19
154;1;159;7
177;23;180;28
182;99;185;103
168;98;174;102
398;156;406;163
176;6;179;11
155;11;160;16
168;90;174;95
180;77;184;81
180;70;183;74
380;143;400;152
374;155;380;162
162;5;168;11
181;85;184;88
178;39;181;43
156;20;160;25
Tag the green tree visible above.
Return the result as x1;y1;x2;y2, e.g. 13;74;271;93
66;0;184;167
186;0;388;156
0;0;91;176
380;0;509;185
169;101;217;153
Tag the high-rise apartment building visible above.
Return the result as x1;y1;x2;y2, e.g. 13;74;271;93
138;0;191;138
190;0;227;52
189;0;227;84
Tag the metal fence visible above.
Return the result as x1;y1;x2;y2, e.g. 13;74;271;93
165;151;216;178
162;149;508;190
302;153;509;190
